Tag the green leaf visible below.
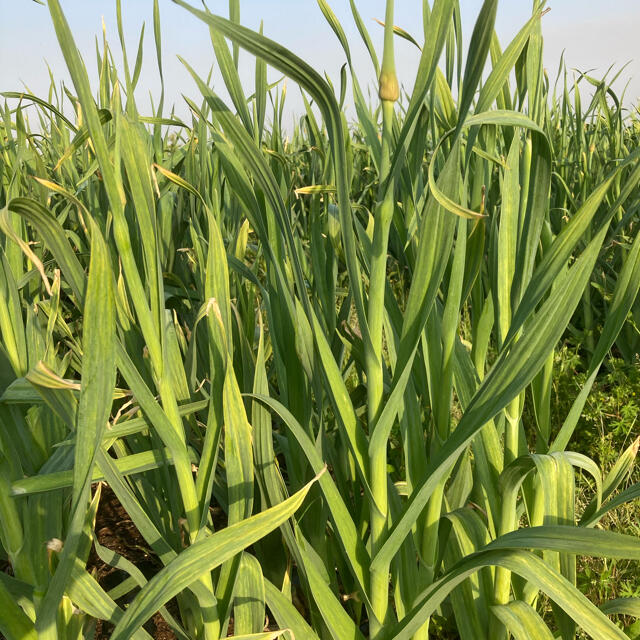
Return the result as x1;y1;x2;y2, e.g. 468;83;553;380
110;472;323;639
35;218;116;638
373;217;608;573
600;598;640;618
264;578;320;640
297;534;366;640
250;393;372;610
233;554;266;635
382;549;627;640
0;578;37;640
491;601;555;640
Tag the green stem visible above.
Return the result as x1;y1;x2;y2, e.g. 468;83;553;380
368;3;397;636
414;476;447;639
368;97;396;640
0;458;34;585
490;395;522;640
504;396;520;467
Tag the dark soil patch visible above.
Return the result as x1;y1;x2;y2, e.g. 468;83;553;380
1;486;242;639
0;558;12;576
89;484;178;640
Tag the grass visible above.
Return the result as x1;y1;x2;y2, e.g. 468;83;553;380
0;0;640;638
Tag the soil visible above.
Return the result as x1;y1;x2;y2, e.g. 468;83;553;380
89;484;178;640
1;486;252;639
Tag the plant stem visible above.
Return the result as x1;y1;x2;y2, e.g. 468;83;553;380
490;394;522;640
368;3;397;636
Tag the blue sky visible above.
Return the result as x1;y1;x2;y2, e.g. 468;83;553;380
1;1;638;126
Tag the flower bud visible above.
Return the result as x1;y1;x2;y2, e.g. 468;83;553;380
379;70;399;103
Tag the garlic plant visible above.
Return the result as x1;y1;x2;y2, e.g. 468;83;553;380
0;1;639;639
